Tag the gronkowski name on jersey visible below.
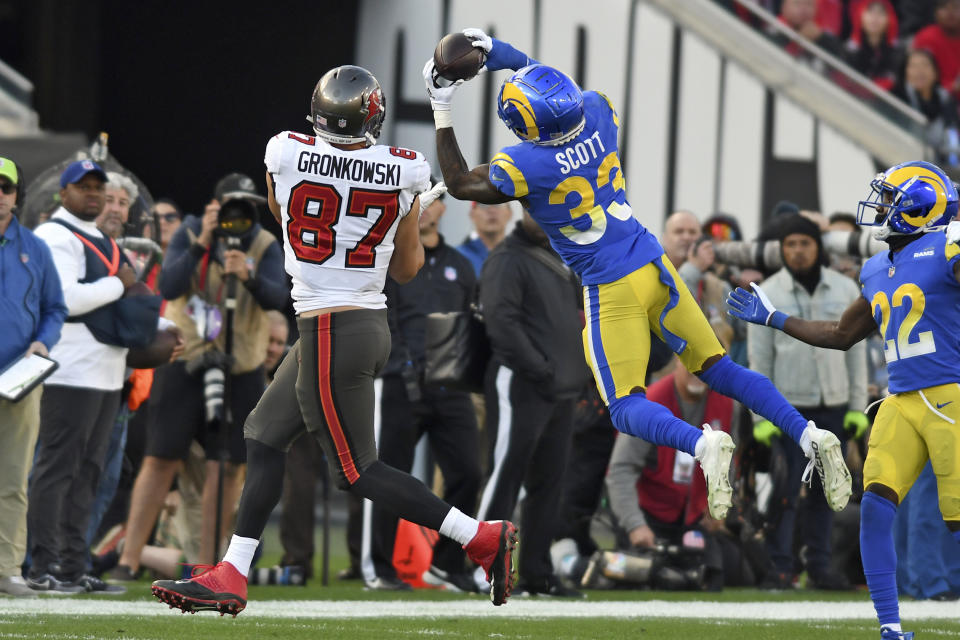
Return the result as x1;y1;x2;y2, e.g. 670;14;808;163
488;91;663;285
265;131;430;313
859;231;960;394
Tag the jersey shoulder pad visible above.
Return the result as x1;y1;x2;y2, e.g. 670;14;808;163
488;148;528;198
586;91;619;128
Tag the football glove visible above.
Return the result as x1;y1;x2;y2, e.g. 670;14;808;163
726;282;787;330
947;219;960;244
422;59;463;111
464;28;534;72
463;28;492;54
417;182;447;215
753;420;781;447
843;410;869;439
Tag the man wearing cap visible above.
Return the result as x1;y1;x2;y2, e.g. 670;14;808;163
745;214;867;591
26;159;146;593
115;173;287;577
0;156;67;597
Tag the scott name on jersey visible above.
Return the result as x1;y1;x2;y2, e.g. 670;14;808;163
296;150;401;187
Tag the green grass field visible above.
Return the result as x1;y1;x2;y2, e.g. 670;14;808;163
2;579;958;640
4;520;955;639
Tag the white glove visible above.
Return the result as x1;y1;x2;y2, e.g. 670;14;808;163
422;59;463;111
417;182;447;214
946;219;960;244
462;28;492;54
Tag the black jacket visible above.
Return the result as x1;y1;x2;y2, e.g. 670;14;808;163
480;223;591;399
383;234;476;376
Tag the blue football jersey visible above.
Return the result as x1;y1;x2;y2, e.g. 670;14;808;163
488;91;663;285
859;231;960;393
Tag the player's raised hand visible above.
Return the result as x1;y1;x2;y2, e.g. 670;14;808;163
462;28;493;73
422;59;464;112
417;182;447;214
726;282;786;329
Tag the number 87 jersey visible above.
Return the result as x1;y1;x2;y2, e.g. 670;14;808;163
265;131;430;313
859;231;960;394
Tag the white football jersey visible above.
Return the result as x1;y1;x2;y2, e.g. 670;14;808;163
265;131;430;313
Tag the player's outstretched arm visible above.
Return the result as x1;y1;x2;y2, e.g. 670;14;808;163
423;59;513;204
727;282;875;350
463;29;539;71
436;129;513;204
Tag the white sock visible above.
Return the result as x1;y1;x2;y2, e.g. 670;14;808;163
881;623;902;634
439;507;480;546
221;535;259;577
694;434;706;460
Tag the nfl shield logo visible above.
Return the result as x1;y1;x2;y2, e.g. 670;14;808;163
888;266;896;277
338;118;347;128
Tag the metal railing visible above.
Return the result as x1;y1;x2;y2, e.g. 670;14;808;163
723;0;928;134
643;0;930;165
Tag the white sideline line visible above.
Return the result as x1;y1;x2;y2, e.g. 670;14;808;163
0;599;957;620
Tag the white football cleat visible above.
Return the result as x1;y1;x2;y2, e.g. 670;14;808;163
800;421;852;512
695;423;735;520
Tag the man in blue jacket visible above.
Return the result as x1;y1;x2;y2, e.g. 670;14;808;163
0;156;67;597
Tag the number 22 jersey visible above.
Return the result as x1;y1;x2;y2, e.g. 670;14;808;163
264;132;430;313
859;231;960;394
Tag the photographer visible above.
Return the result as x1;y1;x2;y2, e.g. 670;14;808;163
604;358;742;591
116;173;286;577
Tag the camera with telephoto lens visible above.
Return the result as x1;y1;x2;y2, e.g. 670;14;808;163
580;535;707;591
185;351;235;425
217;198;257;238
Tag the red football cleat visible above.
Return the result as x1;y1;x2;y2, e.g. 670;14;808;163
151;562;247;617
464;520;518;606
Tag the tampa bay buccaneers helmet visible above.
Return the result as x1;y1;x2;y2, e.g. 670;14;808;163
307;65;385;145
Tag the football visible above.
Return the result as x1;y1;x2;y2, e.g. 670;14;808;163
433;32;485;83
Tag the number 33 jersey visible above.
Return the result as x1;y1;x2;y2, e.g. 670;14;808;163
265;132;430;313
488;91;663;285
859;231;960;393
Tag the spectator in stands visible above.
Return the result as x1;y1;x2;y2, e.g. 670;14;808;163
898;0;937;40
362;191;481;592
115;173;287;578
477;209;591;597
845;0;903;90
606;358;738;590
661;210;701;270
28;160;157;594
457;201;513;276
745;215;867;590
912;0;960;100
893;48;960;166
0;156;67;597
152;198;183;253
774;0;845;58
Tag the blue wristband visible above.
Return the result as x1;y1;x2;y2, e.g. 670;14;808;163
769;310;788;330
486;39;537;71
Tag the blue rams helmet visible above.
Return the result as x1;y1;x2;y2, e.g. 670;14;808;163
856;160;959;239
497;64;585;146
